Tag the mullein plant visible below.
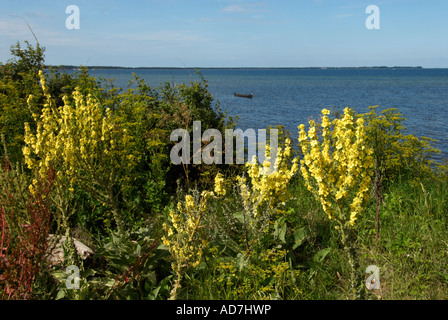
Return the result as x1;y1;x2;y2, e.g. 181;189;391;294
23;71;137;237
162;140;299;299
241;137;298;215
162;173;226;300
236;138;299;250
211;143;300;299
298;107;374;299
162;190;213;300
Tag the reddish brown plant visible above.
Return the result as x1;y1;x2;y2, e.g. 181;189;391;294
0;161;54;300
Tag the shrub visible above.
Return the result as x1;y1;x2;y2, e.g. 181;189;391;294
362;105;441;184
0;41;45;163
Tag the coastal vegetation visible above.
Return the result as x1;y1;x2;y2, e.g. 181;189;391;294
1;42;447;300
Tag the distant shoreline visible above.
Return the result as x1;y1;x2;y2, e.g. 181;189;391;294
50;65;426;70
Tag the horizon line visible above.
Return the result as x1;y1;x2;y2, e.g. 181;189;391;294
49;65;433;70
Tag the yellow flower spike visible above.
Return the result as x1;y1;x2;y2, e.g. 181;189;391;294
214;173;226;196
298;107;373;228
163;190;212;300
23;70;138;232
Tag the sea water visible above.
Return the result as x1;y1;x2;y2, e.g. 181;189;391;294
86;67;448;160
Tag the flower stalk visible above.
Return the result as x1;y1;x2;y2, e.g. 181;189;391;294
298;107;374;299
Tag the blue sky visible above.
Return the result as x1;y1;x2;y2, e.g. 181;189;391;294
1;0;448;67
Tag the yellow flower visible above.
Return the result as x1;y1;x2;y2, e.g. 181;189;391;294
23;70;138;225
163;190;211;299
185;194;195;209
214;173;226;196
236;136;298;223
297;107;373;227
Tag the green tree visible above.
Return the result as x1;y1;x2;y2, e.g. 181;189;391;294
0;41;45;162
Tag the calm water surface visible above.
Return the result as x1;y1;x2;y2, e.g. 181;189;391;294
86;68;448;160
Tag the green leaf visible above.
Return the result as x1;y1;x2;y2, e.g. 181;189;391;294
233;211;246;224
274;218;287;243
313;247;331;263
55;289;66;300
147;285;161;300
82;268;96;278
292;227;307;250
308;248;331;280
147;275;172;300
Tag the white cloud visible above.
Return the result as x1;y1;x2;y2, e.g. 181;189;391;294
221;4;246;13
24;11;54;19
221;3;266;13
0;18;33;37
331;13;356;20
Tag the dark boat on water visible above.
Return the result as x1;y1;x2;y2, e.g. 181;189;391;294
234;92;253;99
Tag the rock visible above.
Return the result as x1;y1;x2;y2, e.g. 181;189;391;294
46;234;94;266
